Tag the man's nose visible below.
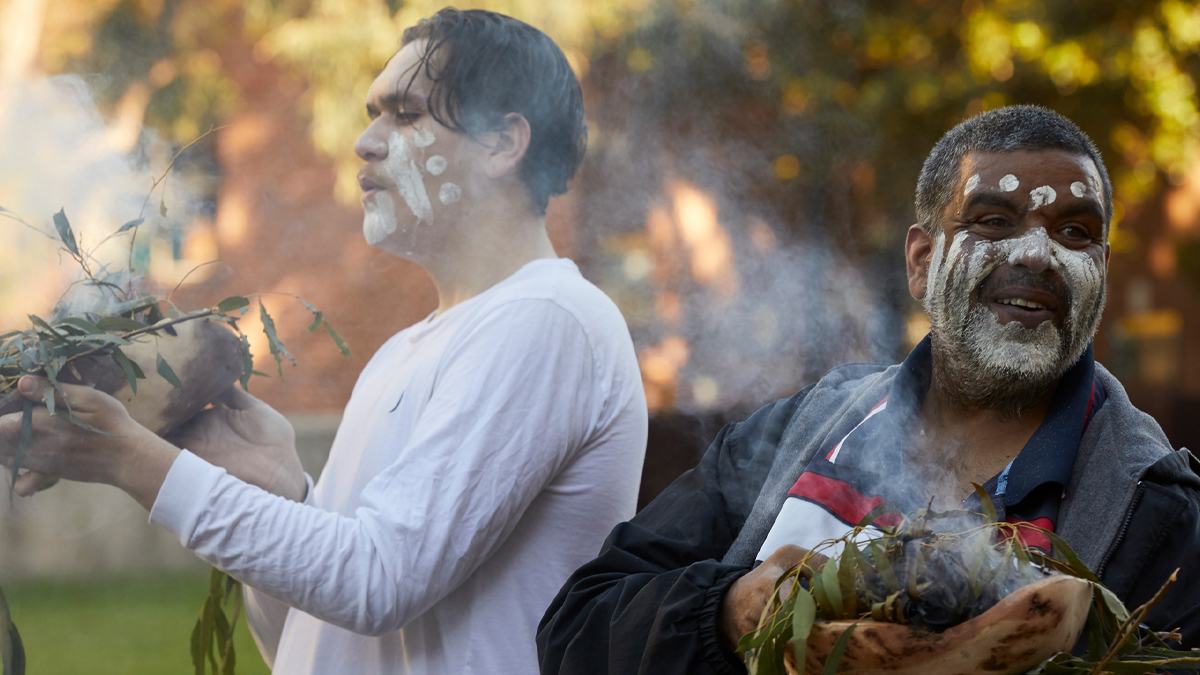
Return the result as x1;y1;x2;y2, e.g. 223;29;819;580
355;120;389;161
1007;226;1059;274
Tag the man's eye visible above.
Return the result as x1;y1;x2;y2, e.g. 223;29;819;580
1060;224;1090;239
976;217;1010;229
396;112;422;125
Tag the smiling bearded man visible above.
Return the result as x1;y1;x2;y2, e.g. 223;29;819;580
537;106;1200;675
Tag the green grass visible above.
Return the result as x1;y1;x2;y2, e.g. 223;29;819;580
5;571;270;675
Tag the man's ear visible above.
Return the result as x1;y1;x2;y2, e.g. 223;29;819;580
479;113;532;180
906;224;935;301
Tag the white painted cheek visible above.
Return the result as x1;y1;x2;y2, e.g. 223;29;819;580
413;128;435;148
1029;185;1056;210
964;174;980;196
385;132;433;223
1070;181;1086;198
438;182;462;205
426;155;447;175
999;174;1019;192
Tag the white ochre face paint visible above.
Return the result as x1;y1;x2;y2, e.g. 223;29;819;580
363;192;397;245
413;127;435;148
426;155;447;176
1029;185;1056;210
386;131;433;223
999;174;1019;192
439;183;462;204
1070;181;1086;198
964;174;980;196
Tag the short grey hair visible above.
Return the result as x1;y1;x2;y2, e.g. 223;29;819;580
914;105;1112;234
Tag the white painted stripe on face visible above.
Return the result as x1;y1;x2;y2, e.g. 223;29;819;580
964;174;980;196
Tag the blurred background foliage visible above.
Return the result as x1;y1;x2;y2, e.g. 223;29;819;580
5;0;1200;410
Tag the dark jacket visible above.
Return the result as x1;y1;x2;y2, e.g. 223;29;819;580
537;362;1200;675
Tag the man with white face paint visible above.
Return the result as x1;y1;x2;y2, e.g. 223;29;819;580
0;9;647;675
539;105;1200;675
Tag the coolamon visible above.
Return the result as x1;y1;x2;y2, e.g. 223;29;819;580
788;575;1092;675
0;320;242;436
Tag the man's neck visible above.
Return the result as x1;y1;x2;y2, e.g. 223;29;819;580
908;359;1055;508
420;208;558;315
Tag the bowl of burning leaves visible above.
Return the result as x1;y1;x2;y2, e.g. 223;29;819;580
738;492;1200;675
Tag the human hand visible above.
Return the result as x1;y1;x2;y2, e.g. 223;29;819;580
720;544;828;650
165;385;306;502
0;376;179;507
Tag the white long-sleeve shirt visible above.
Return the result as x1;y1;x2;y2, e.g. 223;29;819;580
149;259;647;674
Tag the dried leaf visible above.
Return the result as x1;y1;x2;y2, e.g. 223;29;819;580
972;483;998;524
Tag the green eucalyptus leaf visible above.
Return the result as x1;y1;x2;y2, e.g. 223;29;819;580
11;399;33;490
215;297;249;314
790;586;816;673
821;559;843;619
156;354;183;389
57;318;102;334
96;316;146;333
822;623;857;675
117;218;144;234
111;348;144;394
307;311;323;333
52;209;80;256
324;323;351;357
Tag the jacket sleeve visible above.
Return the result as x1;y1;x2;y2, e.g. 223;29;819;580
537;388;810;675
1100;450;1200;650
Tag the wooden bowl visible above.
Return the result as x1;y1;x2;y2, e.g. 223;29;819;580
0;318;243;435
785;575;1093;675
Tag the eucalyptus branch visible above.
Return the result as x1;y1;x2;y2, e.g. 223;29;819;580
62;309;218;365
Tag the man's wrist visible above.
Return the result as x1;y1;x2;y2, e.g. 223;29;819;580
112;426;182;511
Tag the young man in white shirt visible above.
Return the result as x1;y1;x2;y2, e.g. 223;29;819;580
0;9;647;674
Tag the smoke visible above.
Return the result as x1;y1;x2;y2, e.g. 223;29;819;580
577;2;903;414
0;75;206;324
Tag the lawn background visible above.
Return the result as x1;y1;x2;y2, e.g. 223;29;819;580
6;572;270;674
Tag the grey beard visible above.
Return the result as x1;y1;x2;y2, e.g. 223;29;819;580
929;287;1106;418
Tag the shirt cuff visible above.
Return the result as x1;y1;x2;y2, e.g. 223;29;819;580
302;472;316;505
148;449;227;547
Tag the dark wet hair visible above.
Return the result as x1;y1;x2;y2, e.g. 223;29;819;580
400;9;587;216
915;105;1112;234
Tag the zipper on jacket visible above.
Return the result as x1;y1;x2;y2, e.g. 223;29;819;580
1096;481;1144;579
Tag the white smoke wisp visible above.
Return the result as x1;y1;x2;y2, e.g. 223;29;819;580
0;75;201;325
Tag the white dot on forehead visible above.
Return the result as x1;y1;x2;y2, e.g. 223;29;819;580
413;128;435;148
1070;181;1087;198
1029;185;1056;210
439;182;461;205
999;174;1019;192
964;174;980;196
426;155;447;176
